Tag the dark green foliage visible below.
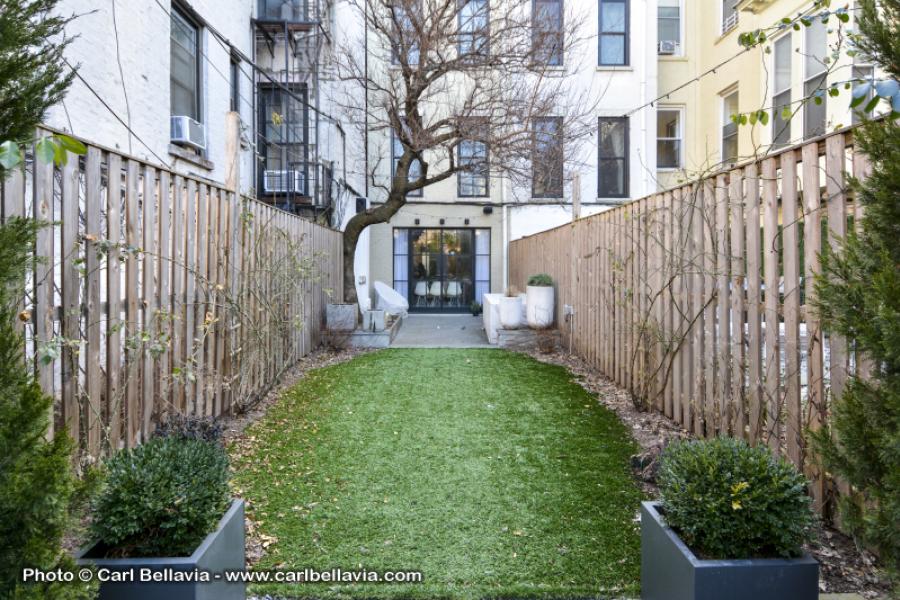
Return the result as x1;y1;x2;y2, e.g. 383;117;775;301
811;0;900;586
657;437;814;560
91;436;230;558
0;218;94;600
153;414;224;444
0;0;75;143
469;300;482;316
527;273;553;286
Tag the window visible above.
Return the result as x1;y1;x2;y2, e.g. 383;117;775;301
804;18;827;139
170;6;201;121
657;0;680;55
721;0;738;35
533;0;563;66
722;89;739;164
230;56;240;113
259;0;306;21
532;117;563;198
458;137;489;197
258;85;308;195
657;109;681;169
391;2;420;65
770;35;792;148
598;117;628;198
852;64;875;124
599;0;628;65
392;125;423;197
459;0;489;58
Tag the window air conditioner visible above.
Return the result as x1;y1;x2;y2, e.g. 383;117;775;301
263;170;306;194
658;40;679;55
170;116;207;151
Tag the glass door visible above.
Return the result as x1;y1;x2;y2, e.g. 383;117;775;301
407;229;476;312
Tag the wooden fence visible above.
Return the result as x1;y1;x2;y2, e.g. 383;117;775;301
0;131;342;458
509;127;870;515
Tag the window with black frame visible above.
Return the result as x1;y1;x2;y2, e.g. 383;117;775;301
391;1;420;65
458;134;488;197
258;85;308;196
598;117;628;198
804;18;828;139
657;109;681;169
459;0;489;58
532;117;563;198
170;7;200;121
533;0;563;66
772;35;792;148
721;89;739;164
599;0;628;66
392;125;423;197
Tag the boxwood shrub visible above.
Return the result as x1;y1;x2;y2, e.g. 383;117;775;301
527;273;553;287
657;437;814;559
91;436;230;557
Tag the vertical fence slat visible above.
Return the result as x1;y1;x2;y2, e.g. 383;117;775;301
33;142;55;428
171;177;186;414
124;160;140;446
184;179;197;414
762;157;782;452
802;141;826;511
61;153;80;444
106;154;123;449
702;179;717;435
729;169;746;438
744;163;763;444
782;150;803;465
157;170;171;413
85;148;103;456
825;134;849;406
142;165;157;438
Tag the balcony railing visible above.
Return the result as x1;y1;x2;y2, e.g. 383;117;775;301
258;0;309;23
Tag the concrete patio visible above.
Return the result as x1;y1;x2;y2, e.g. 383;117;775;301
391;314;491;348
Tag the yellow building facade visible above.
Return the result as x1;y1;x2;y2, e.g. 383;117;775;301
656;0;877;191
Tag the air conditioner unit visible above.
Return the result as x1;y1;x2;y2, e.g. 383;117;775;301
263;170;306;194
170;116;206;151
658;40;679;55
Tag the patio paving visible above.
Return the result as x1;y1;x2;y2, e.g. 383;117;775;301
391;314;491;348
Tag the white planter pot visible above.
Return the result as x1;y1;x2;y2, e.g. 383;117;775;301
499;296;523;329
526;285;555;329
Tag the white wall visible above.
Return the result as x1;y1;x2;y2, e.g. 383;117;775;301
46;0;255;191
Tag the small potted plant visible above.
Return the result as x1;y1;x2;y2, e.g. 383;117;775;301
641;437;818;600
470;300;483;316
77;419;245;600
526;274;555;329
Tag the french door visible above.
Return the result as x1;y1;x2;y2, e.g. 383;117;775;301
393;228;490;312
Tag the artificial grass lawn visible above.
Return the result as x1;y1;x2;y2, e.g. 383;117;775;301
231;349;643;599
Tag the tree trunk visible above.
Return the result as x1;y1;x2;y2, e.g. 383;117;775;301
341;191;409;303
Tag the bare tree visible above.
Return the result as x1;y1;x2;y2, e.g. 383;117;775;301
335;0;599;303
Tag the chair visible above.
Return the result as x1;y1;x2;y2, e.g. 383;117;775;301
445;281;462;307
428;281;443;307
414;281;428;307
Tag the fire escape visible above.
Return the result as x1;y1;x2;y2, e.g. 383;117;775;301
254;0;332;217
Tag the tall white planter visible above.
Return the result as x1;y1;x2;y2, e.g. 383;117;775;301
499;296;523;329
526;285;555;329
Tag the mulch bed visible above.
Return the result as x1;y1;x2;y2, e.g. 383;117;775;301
523;348;892;599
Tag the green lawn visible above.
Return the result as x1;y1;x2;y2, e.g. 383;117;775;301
231;349;643;599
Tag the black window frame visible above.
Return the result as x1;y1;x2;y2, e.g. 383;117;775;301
458;0;490;58
599;0;629;66
531;116;564;198
656;108;681;170
170;4;202;122
392;125;423;197
532;0;564;66
257;83;310;197
598;116;629;198
457;137;489;197
391;1;421;66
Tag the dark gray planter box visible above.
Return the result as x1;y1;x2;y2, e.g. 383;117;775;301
77;499;245;600
641;501;818;600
